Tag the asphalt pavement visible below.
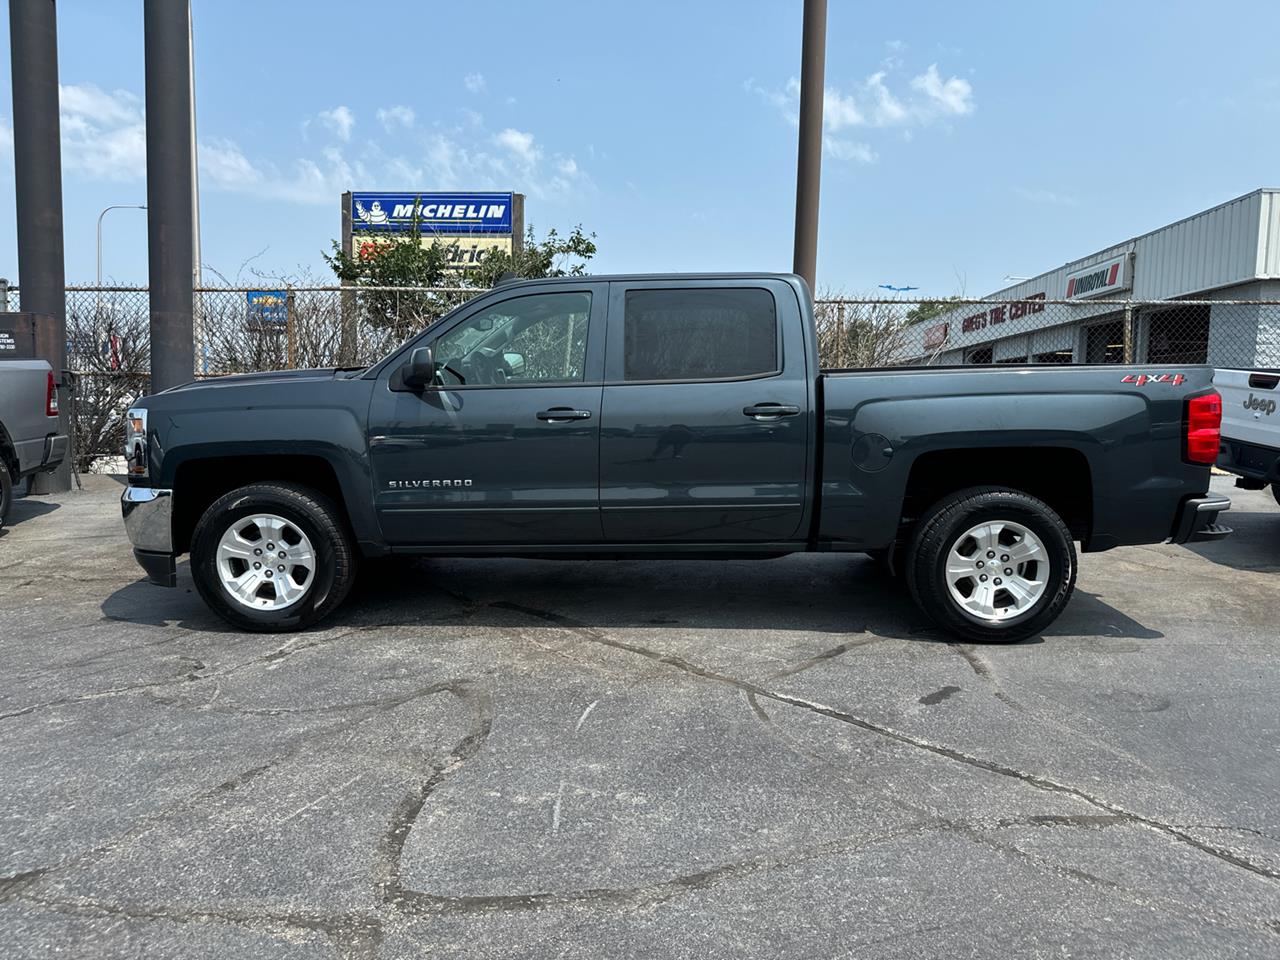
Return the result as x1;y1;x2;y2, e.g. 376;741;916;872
0;474;1278;959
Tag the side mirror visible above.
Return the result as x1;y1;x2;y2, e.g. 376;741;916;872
402;346;436;390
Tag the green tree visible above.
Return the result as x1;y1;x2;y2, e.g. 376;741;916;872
323;217;453;331
323;221;599;333
471;225;598;287
905;297;961;325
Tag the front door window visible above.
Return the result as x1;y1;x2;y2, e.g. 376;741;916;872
432;291;591;387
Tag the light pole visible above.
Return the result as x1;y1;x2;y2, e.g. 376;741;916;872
95;204;147;345
96;204;147;289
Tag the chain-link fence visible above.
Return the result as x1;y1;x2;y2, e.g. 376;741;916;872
6;284;1279;470
6;283;488;471
812;296;1279;370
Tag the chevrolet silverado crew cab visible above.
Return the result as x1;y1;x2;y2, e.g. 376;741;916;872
1215;367;1280;505
120;274;1230;642
0;358;68;527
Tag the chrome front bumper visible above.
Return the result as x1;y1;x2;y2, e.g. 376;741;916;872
121;486;174;553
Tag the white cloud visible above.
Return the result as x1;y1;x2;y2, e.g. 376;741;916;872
494;127;539;164
823;137;876;163
375;105;415;132
58;82;147;180
748;59;976;161
47;81;586;206
863;72;907;125
1014;186;1079;207
910;64;974;116
823;84;863;130
317;105;355;141
464;73;486;94
198;137;368;206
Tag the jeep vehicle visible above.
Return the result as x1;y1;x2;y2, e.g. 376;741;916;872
1215;367;1280;505
121;274;1230;642
0;358;67;527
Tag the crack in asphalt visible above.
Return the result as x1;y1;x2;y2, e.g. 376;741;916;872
948;643;1026;712
1;680;468;928
0;626;372;722
490;600;1280;887
7;564;1280;952
14;891;384;960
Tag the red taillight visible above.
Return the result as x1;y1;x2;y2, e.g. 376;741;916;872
45;371;58;417
1185;391;1221;465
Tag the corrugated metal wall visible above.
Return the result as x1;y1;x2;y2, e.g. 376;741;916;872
1133;190;1266;299
1258;190;1280;281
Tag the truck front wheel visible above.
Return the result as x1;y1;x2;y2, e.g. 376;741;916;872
190;482;356;632
906;487;1076;644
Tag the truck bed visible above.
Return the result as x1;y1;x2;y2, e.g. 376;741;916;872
816;363;1217;553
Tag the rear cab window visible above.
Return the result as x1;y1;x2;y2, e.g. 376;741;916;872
620;288;779;382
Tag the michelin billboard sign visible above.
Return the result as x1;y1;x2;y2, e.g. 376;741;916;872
343;190;524;271
351;192;514;234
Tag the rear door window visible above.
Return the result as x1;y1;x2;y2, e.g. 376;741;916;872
622;288;778;382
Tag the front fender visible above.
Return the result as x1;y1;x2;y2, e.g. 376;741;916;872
146;378;380;544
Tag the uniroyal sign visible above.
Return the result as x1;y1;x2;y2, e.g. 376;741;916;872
1065;254;1131;300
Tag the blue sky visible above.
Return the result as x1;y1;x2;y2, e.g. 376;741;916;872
0;0;1278;294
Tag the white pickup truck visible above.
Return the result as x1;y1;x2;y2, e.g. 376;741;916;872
1216;368;1280;504
0;358;68;526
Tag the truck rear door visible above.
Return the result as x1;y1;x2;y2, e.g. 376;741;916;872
598;279;813;542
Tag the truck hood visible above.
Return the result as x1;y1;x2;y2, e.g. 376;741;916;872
160;367;364;392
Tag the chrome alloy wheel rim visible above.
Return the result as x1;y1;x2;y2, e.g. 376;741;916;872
945;520;1048;623
215;514;316;611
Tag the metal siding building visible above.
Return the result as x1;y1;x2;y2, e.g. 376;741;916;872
911;189;1280;367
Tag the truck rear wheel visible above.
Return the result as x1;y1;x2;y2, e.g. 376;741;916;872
190;482;356;633
906;487;1076;644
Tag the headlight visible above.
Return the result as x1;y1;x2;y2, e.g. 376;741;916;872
124;407;148;477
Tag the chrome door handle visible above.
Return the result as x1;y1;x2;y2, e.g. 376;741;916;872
537;407;592;422
743;403;801;420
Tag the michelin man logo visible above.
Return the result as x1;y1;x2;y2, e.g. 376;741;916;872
354;200;388;226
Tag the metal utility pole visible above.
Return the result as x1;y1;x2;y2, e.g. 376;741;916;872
10;0;71;492
189;8;206;374
792;0;828;294
144;0;195;392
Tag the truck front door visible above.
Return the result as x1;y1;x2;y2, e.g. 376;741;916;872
368;285;606;544
598;280;813;542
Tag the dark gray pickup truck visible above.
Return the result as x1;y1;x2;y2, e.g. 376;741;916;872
121;274;1230;641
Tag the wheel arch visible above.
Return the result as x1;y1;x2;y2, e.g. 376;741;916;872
901;446;1094;544
171;453;365;555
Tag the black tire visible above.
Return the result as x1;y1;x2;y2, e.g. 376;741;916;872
905;486;1076;644
1271;483;1280;508
0;464;12;529
190;482;356;632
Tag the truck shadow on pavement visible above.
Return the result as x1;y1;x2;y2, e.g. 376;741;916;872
0;497;60;537
1183;509;1280;573
100;555;1163;645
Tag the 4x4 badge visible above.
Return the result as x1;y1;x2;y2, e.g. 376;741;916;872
1122;373;1186;386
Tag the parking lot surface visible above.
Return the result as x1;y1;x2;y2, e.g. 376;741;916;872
1;475;1278;958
